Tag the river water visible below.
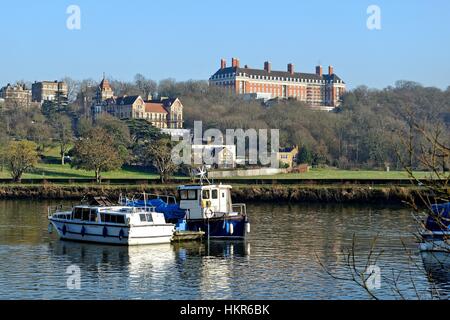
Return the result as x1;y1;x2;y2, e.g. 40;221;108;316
0;200;449;300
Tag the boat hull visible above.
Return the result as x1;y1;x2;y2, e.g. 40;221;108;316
419;229;450;252
185;215;248;239
50;220;174;246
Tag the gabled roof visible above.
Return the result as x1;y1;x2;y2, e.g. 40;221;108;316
99;78;112;90
146;97;180;108
115;95;141;105
279;146;298;153
210;66;344;83
145;102;168;114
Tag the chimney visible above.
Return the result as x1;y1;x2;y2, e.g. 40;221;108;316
220;59;226;69
315;65;323;77
264;61;271;73
231;57;240;68
328;65;334;75
287;63;294;75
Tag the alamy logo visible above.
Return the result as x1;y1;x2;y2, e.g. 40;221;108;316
365;265;381;290
66;5;81;30
66;265;81;289
171;121;280;168
367;5;382;30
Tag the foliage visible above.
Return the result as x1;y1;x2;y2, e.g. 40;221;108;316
141;138;178;183
2;140;39;182
71;128;124;182
52;114;73;165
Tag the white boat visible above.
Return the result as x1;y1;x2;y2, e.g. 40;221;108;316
48;205;175;245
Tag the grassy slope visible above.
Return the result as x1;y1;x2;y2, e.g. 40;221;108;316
0;146;160;180
0;146;433;180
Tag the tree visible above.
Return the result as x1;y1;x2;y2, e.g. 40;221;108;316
142;138;178;183
71;128;124;183
134;74;157;99
61;77;80;103
96;114;131;163
297;146;313;164
52;114;73;165
3;140;39;183
126;119;163;144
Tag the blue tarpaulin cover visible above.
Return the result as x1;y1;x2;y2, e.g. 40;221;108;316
127;198;186;220
426;202;450;231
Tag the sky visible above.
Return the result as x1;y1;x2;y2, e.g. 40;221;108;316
1;0;449;90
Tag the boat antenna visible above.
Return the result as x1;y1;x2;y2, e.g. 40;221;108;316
195;166;210;186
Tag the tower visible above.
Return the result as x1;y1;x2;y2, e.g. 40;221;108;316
96;73;114;103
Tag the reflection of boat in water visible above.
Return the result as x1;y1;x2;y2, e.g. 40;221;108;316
172;240;251;258
50;239;250;268
49;239;251;298
419;203;450;252
421;252;450;299
50;240;176;276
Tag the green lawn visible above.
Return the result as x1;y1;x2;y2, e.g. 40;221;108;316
224;168;434;180
0;146;161;179
0;162;161;180
0;145;437;181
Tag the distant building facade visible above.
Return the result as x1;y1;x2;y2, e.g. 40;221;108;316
192;144;237;169
0;83;32;108
31;81;68;104
209;58;346;107
92;76;183;129
277;146;299;168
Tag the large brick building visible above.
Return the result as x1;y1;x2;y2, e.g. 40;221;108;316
31;81;68;104
209;58;346;107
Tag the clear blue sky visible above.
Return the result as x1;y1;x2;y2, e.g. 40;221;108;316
1;0;449;89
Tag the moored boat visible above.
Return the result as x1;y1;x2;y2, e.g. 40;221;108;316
48;204;175;245
419;202;450;252
122;183;250;240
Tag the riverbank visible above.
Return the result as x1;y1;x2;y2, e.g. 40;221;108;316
0;183;423;204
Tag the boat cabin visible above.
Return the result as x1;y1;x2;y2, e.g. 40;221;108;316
50;205;167;226
177;184;233;219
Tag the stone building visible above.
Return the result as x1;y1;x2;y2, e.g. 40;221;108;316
0;83;32;109
31;81;68;104
91;76;183;129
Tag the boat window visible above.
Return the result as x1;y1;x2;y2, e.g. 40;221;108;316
188;190;197;200
116;215;125;224
101;213;112;223
139;214;147;222
222;192;225;198
82;208;90;221
146;214;153;222
73;208;82;220
180;190;188;200
202;190;210;199
212;189;218;199
89;209;98;222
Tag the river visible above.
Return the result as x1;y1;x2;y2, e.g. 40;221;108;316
0;200;449;300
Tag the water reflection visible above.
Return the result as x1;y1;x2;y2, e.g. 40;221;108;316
0;200;449;299
421;252;450;299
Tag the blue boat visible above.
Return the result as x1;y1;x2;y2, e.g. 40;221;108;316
121;183;250;240
419;202;450;252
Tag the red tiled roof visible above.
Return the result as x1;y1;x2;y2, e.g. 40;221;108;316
99;78;112;90
145;102;167;114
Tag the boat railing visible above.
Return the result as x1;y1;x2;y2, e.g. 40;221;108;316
232;203;247;217
120;192;177;205
47;205;73;219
